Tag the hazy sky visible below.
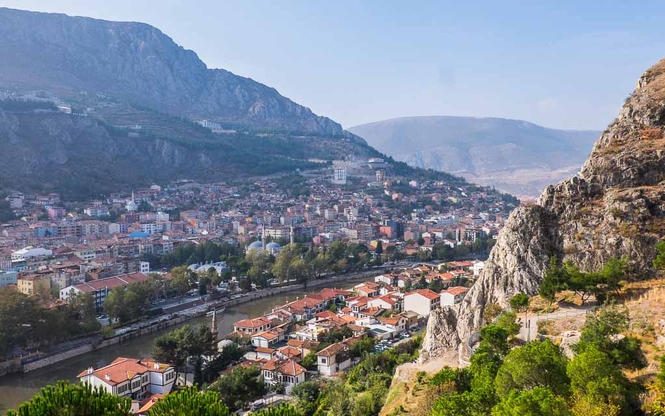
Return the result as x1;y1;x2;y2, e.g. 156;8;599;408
1;0;664;130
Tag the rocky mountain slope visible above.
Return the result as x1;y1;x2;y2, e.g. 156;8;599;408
0;7;355;138
0;103;379;199
349;116;599;197
421;58;665;361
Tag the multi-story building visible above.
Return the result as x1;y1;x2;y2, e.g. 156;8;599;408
17;274;52;296
0;270;18;288
60;272;150;310
78;357;175;400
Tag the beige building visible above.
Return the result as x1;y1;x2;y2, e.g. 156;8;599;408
17;274;52;296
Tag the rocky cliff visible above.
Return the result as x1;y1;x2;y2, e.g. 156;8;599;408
421;58;665;360
0;7;357;139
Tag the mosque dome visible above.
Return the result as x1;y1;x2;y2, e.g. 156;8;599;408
247;241;264;251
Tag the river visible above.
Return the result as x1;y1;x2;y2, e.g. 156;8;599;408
0;279;367;413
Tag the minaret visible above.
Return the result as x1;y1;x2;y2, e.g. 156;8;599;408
290;221;294;245
211;309;218;344
262;224;266;251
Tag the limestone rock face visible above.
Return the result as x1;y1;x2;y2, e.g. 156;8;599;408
422;58;665;360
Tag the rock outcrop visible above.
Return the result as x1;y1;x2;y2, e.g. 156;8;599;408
422;58;665;360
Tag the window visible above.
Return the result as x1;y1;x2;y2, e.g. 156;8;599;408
320;358;327;364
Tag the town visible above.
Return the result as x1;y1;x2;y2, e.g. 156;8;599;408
73;260;480;414
0;160;515;412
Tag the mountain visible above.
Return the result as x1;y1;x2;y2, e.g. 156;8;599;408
349;116;600;197
0;7;356;138
421;58;665;361
0;8;402;197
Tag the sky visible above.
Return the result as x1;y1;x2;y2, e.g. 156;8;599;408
1;0;665;131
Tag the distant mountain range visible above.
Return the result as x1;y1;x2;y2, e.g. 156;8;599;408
349;116;601;197
0;8;389;198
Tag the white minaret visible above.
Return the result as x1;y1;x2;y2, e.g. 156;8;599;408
290;223;294;245
262;224;266;250
211;309;218;342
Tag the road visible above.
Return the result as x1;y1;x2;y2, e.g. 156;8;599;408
518;305;593;342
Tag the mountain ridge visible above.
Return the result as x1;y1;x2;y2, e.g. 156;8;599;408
0;7;360;140
349;115;600;197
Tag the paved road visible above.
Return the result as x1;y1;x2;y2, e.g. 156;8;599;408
518;305;593;342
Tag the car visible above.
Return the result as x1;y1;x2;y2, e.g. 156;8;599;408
250;402;264;412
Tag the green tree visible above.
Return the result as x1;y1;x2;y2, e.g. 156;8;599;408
494;340;569;397
7;381;131;416
573;305;646;370
654;241;665;271
147;387;230;416
491;386;570;416
375;240;383;256
291;381;321;416
170;266;192;298
539;257;567;304
272;244;301;281
567;346;628;414
429;277;445;293
209;365;267;411
483;302;503;323
152;325;215;383
494;311;520;337
509;293;530;312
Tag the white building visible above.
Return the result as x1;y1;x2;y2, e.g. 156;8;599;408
440;286;469;307
317;342;352;376
262;358;307;394
11;246;53;263
78;357;175;400
403;289;440;317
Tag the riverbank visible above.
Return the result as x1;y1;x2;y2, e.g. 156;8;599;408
0;267;395;412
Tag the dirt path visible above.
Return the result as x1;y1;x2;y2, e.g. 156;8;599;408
393;350;459;382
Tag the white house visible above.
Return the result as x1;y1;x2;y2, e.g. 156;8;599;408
251;329;285;348
472;261;485;276
317;342;352;376
78;357;175;400
440;286;469;307
403;289;440;317
262;358;307;394
374;274;394;285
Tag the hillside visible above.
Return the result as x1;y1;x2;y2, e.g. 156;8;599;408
421;58;665;360
349;116;599;197
0;7;360;138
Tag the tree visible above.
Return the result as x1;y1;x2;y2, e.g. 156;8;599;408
494;311;520;337
574;305;646;370
567;346;628;414
147;387;230;416
198;275;211;296
491;386;570;416
539;257;567;304
483;303;503;323
7;381;131;416
272;244;301;281
429;277;445;293
375;240;383;256
494;340;569;397
291;381;321;416
209;365;267;411
152;325;216;383
509;293;529;313
170;266;192;298
654;241;665;271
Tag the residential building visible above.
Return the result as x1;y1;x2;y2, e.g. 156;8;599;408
440;286;469;306
262;358;307;393
0;270;18;287
233;317;272;335
60;272;150;310
317;342;352;376
78;357;175;400
17;274;52;296
403;289;440;317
